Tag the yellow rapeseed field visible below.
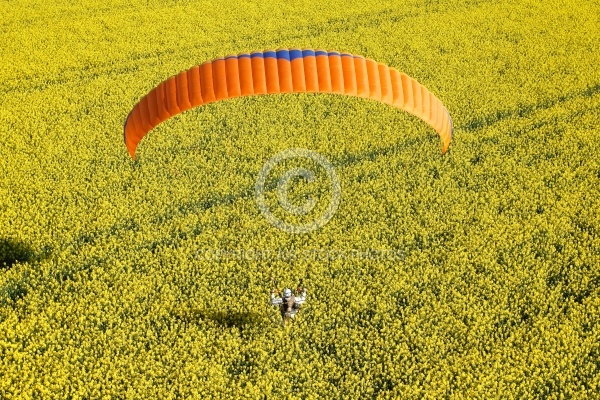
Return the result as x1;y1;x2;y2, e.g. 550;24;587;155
1;0;599;398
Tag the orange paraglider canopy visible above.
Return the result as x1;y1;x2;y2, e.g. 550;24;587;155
124;48;453;158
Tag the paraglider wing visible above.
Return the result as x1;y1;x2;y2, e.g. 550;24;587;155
124;48;453;158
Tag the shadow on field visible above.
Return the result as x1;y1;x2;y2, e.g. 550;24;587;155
0;237;49;270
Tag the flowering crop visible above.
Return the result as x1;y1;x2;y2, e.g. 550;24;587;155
1;0;599;398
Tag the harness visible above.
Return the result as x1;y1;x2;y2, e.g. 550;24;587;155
280;296;299;318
